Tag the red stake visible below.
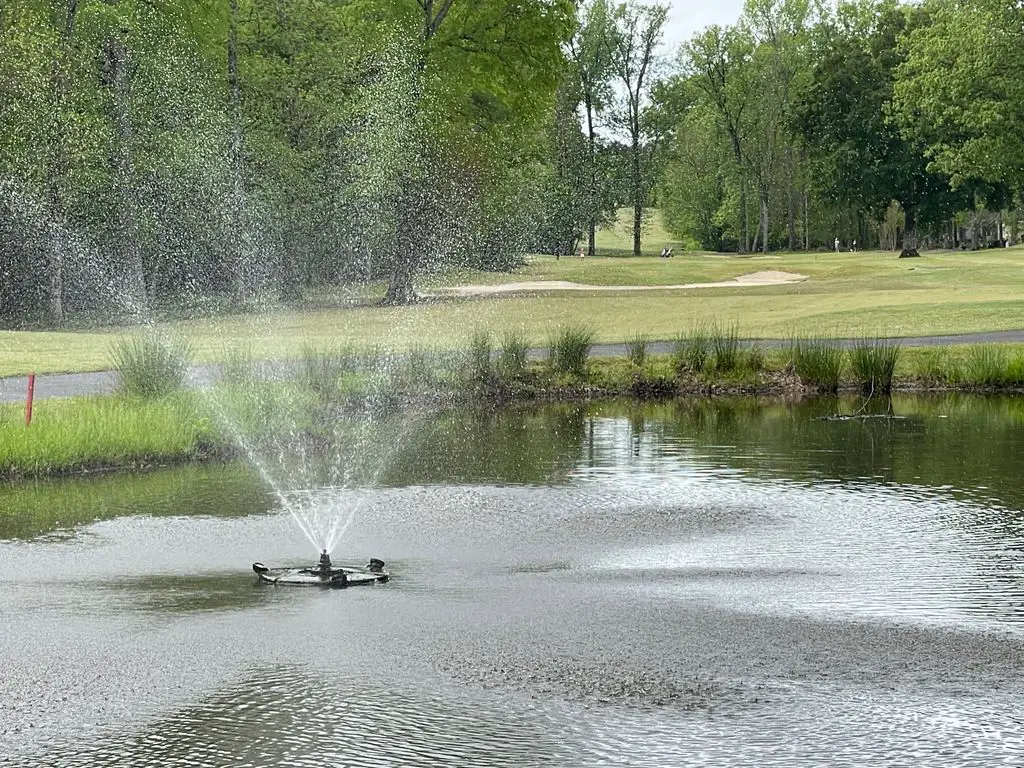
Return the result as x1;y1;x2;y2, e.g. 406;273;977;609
26;373;35;426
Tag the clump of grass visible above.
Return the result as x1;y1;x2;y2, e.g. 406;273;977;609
110;333;193;398
220;343;256;386
911;348;950;386
625;333;649;368
467;328;494;385
548;324;595;378
395;344;438;391
1006;352;1024;386
849;337;900;393
958;345;1010;387
708;321;741;373
671;323;710;374
498;330;529;380
302;345;347;399
788;336;844;392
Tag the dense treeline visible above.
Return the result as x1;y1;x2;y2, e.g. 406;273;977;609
2;0;1023;329
655;0;1024;256
0;0;578;325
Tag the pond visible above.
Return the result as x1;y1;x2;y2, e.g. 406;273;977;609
2;394;1023;766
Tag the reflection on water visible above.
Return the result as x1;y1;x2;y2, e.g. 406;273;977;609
2;394;1024;766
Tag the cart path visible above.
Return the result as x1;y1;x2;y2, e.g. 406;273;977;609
5;329;1024;403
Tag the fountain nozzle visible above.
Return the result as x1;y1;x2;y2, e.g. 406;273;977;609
318;550;332;575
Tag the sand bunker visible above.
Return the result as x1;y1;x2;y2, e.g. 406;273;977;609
445;270;807;296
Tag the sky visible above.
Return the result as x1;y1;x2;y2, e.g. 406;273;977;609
661;0;748;53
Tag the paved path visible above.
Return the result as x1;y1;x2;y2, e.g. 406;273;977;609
5;330;1024;404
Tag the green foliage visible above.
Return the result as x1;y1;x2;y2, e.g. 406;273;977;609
849;337;900;393
892;0;1024;190
467;329;494;386
498;330;530;380
0;393;216;478
671;324;711;374
708;321;741;372
548;324;595;377
109;333;193;398
625;333;649;367
788;336;844;392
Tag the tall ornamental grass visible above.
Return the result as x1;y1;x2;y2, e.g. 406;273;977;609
708;322;741;372
671;324;710;374
498;330;529;380
548;324;595;378
467;329;494;385
788;336;844;392
625;333;649;368
110;333;193;398
849;337;900;393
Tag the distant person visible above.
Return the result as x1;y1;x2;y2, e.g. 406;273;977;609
834;237;840;253
852;239;857;252
579;247;585;259
659;247;668;258
667;248;674;257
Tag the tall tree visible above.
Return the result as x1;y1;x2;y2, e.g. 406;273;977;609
684;24;755;251
892;0;1024;192
613;0;667;257
568;0;621;256
792;0;955;257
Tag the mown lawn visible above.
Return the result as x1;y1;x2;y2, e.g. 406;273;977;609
3;229;1024;377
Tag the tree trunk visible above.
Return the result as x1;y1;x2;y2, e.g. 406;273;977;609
227;0;248;304
899;206;919;258
759;188;769;254
104;33;147;313
44;0;79;328
803;192;809;251
585;97;597;257
631;130;642;257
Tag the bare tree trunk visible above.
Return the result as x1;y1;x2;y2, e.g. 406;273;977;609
631;132;642;256
759;188;769;254
585;97;597;257
899;206;919;258
803;192;809;251
44;0;79;327
227;0;249;304
103;31;147;312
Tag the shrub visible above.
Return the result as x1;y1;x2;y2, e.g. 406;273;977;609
960;345;1007;387
110;332;193;398
788;336;844;392
548;324;595;377
849;337;900;393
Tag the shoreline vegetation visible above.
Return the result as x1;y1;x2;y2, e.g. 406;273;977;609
4;328;1024;481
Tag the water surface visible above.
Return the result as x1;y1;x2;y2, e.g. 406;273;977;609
2;394;1023;766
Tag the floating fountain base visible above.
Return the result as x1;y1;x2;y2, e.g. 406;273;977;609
252;553;389;589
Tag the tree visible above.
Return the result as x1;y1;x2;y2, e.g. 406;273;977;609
892;0;1024;192
613;0;667;257
792;0;955;257
568;0;621;256
683;24;755;251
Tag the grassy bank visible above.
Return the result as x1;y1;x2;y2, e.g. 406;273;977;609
4;246;1024;377
5;331;1024;480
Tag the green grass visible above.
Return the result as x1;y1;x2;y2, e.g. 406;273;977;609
548;324;595;378
0;394;217;477
788;336;845;392
4;240;1024;378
